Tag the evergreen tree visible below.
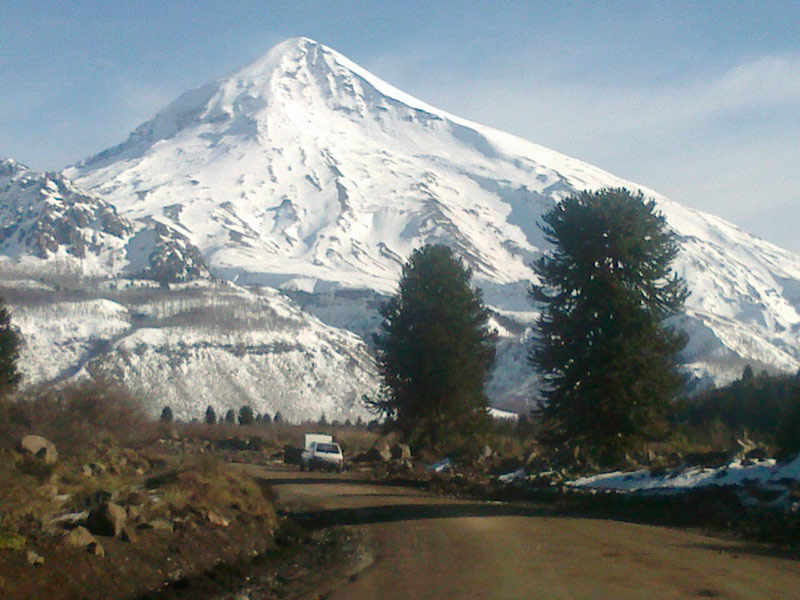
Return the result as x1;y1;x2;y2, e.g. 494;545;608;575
371;244;496;446
205;405;217;424
777;389;800;457
0;298;21;400
160;406;174;423
238;405;254;425
318;412;328;426
261;412;272;425
225;408;236;424
273;411;283;424
742;364;755;381
530;188;688;462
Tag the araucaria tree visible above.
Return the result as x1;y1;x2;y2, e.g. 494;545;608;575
530;188;688;462
371;244;496;447
0;297;21;399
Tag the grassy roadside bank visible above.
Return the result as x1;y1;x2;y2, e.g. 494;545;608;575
0;383;282;600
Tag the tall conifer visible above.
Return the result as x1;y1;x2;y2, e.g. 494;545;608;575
531;188;688;462
371;244;496;447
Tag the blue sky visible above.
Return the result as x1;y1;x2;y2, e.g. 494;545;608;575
2;1;799;251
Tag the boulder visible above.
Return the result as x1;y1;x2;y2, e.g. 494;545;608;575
205;510;229;527
120;526;137;543
26;549;44;566
86;502;127;537
17;435;58;464
391;443;412;461
87;540;106;557
64;526;99;551
479;445;494;460
148;519;175;532
369;439;392;462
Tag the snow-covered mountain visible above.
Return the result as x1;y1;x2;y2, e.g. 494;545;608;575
3;276;377;422
0;158;209;282
3;37;799;416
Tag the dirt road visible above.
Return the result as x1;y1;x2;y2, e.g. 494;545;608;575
263;467;800;599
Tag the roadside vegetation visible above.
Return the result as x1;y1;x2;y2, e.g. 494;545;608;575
0;373;279;598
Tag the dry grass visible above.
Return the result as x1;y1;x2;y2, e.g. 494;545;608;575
143;454;276;522
1;379;152;461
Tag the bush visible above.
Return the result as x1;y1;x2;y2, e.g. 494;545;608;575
1;380;148;460
777;394;800;458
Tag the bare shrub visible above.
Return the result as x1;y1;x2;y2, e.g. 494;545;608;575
4;379;151;460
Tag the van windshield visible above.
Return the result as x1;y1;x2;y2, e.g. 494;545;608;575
316;443;340;453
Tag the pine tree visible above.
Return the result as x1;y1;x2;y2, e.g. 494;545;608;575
742;364;755;381
530;188;688;463
225;408;236;424
238;405;254;425
273;411;283;424
160;406;174;423
0;297;21;399
371;244;496;447
205;405;217;424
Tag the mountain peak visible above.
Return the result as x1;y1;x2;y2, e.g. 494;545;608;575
62;38;800;392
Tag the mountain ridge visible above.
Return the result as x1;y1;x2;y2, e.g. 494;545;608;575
1;37;798;416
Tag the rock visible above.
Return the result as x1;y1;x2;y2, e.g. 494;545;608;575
17;435;58;464
492;456;523;476
81;464;93;477
120;526;137;543
387;460;413;475
206;510;229;527
479;445;494;460
524;451;549;473
147;519;175;532
368;439;392;462
391;443;412;460
26;549;44;566
86;502;127;537
125;490;148;506
48;511;89;531
85;490;113;509
64;526;98;549
126;504;143;521
90;462;107;476
88;540;105;557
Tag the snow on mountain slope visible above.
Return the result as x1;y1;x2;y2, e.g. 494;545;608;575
62;37;800;402
0;159;209;283
2;279;376;421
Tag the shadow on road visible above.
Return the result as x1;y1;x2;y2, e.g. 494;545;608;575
292;502;549;529
261;475;429;488
678;542;800;562
262;476;375;486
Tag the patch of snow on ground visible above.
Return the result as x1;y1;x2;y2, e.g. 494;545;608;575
568;455;800;494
